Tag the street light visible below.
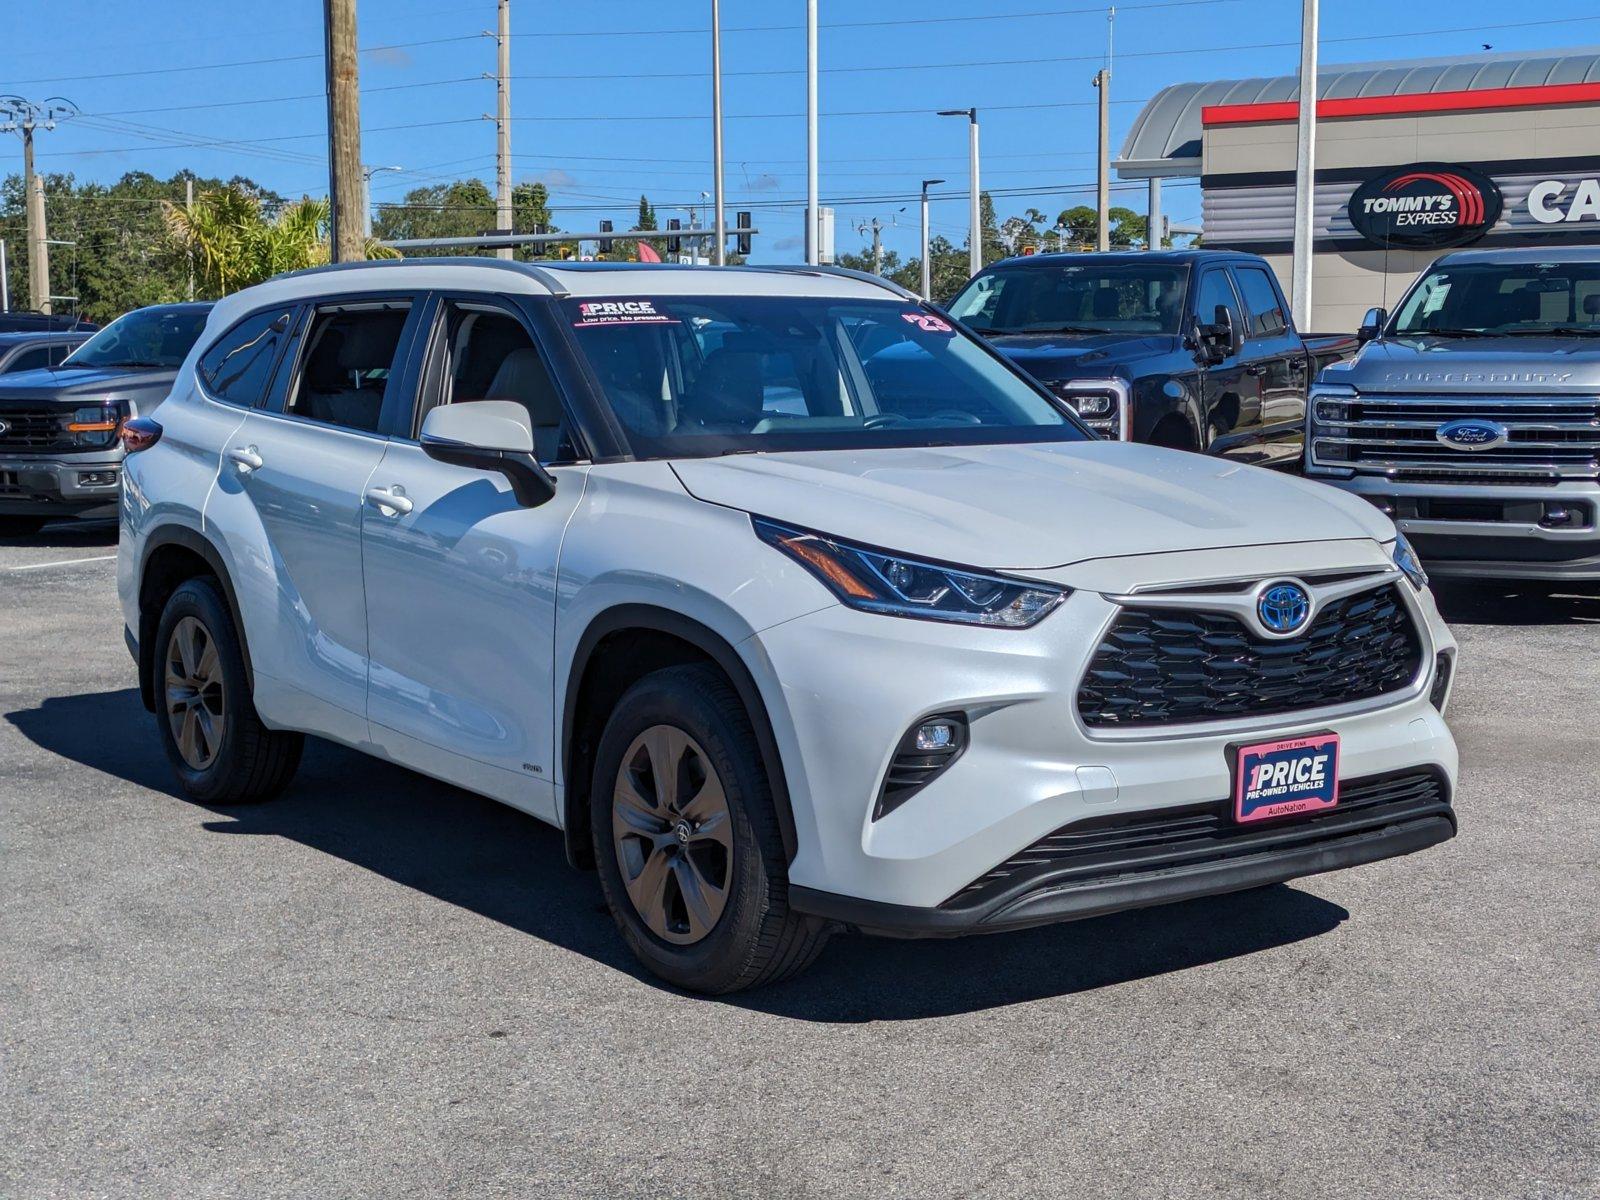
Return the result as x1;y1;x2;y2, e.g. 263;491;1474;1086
937;109;980;279
919;178;945;300
360;164;405;240
711;0;726;265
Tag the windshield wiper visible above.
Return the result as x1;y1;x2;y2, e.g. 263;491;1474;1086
1497;326;1600;337
75;359;168;368
1404;328;1496;338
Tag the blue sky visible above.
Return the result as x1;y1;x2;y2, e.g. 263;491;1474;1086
6;0;1600;263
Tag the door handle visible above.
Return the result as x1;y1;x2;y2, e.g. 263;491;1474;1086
227;445;263;472
1244;364;1267;377
364;485;414;516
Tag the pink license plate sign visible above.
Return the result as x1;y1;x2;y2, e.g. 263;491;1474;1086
1233;733;1340;824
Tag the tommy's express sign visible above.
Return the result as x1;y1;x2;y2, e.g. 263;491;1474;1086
1348;163;1504;250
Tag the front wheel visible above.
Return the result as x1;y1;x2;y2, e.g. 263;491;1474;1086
590;664;828;993
153;577;304;804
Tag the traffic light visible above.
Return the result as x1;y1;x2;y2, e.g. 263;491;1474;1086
667;218;682;255
598;219;613;255
735;211;752;257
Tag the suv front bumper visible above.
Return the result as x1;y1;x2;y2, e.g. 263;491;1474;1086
0;451;124;518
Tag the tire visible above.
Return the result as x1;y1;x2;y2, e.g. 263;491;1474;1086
590;663;829;994
0;515;49;538
153;577;303;804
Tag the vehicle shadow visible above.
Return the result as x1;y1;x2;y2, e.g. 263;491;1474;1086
1430;580;1600;627
7;687;1350;1022
0;519;118;549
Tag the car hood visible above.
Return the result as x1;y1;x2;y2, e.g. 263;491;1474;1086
670;442;1393;570
1324;335;1600;393
982;332;1178;378
0;365;179;402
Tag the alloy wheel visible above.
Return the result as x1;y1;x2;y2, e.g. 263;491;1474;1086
164;615;226;771
611;724;734;946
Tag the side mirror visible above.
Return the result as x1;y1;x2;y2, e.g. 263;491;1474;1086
1195;305;1239;365
420;400;557;508
1358;306;1387;344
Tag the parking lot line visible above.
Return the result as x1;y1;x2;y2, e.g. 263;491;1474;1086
4;554;118;572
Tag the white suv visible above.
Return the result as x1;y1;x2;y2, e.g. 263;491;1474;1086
117;259;1460;992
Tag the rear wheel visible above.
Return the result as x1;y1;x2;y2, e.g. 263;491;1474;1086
0;515;48;538
154;577;303;803
590;664;829;993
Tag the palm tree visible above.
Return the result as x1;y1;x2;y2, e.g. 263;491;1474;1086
163;187;395;297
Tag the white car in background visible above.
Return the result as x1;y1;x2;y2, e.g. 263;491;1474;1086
117;259;1459;993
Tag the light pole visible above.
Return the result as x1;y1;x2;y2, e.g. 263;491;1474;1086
919;178;945;300
710;0;727;265
494;0;513;261
805;0;819;265
1291;0;1319;329
938;109;981;279
361;164;404;240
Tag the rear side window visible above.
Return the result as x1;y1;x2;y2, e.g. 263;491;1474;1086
4;347;52;374
198;308;295;407
1233;266;1289;337
286;304;411;434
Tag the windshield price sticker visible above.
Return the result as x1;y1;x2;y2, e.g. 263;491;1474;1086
902;311;954;335
574;300;679;327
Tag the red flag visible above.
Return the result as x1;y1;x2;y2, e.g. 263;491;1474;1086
637;240;662;263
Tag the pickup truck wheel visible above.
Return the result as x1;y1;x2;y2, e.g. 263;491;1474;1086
153;577;303;804
590;664;829;993
0;515;48;538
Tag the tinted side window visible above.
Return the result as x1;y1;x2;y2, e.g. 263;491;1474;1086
4;347;52;373
286;305;411;433
1194;270;1241;333
1234;266;1288;337
198;308;294;406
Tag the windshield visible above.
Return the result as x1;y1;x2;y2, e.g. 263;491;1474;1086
1392;261;1600;336
947;262;1189;335
561;295;1088;459
62;307;209;369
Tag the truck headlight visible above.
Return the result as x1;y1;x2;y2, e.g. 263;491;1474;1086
754;517;1067;628
1050;379;1130;441
67;402;123;449
1307;384;1355;473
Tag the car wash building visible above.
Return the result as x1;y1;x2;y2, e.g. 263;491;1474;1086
1116;48;1600;332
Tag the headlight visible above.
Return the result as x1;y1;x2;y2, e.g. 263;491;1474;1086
753;517;1067;628
1050;379;1130;440
1307;383;1356;473
1392;532;1428;590
67;402;123;448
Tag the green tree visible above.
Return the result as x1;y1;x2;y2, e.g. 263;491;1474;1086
372;179;496;255
979;191;1003;266
1057;205;1098;247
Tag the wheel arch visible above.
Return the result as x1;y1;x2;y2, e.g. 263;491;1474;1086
136;526;253;713
560;603;798;872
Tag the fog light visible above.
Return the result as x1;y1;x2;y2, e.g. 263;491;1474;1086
77;470;118;487
1541;504;1573;528
915;721;956;752
1429;652;1453;713
876;712;969;820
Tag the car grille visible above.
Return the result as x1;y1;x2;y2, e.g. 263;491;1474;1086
944;769;1450;908
1310;393;1600;483
0;407;71;453
1077;584;1422;728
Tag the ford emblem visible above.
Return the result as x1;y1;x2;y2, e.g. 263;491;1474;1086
1436;418;1509;451
0;418;9;436
1257;582;1312;636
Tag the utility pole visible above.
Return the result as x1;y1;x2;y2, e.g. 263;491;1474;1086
862;217;884;276
1094;71;1111;252
495;0;513;261
185;176;194;300
938;108;980;278
1;96;76;314
0;239;9;312
805;0;819;265
1291;0;1319;329
711;0;727;265
323;0;366;263
919;178;944;300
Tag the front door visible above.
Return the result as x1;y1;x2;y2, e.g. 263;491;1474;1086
205;296;422;745
1231;263;1306;468
1192;267;1260;457
360;296;589;822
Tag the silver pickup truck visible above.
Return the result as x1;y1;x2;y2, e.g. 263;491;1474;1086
1307;247;1600;582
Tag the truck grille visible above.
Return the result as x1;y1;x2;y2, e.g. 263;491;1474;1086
944;768;1450;907
1311;393;1600;483
0;407;71;453
1077;584;1422;728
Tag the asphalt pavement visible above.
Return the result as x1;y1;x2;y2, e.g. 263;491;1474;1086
3;520;1597;1199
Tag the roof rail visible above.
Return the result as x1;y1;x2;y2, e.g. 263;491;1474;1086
270;256;572;297
759;264;922;302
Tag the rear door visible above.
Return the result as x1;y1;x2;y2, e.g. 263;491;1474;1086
359;294;589;822
1230;263;1306;467
204;294;424;745
1192;267;1258;456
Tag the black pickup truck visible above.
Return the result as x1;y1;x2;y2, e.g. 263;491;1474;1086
947;250;1355;468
